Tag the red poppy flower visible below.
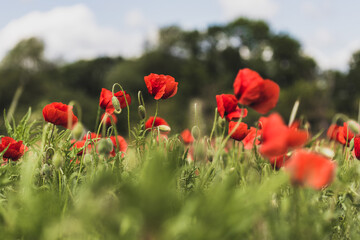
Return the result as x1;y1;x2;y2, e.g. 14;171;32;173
0;137;27;161
99;88;131;114
145;116;170;132
144;73;178;100
285;150;336;190
242;127;261;149
180;129;194;144
354;137;360;160
269;154;290;170
109;135;128;157
101;113;118;126
216;94;248;121
327;123;355;146
43;102;78;129
233;68;280;114
260;113;308;158
83;132;101;142
228;121;249;141
71;140;92;156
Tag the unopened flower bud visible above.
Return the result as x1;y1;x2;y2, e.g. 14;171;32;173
347;119;360;134
97;138;113;155
158;125;171;132
316;147;335;159
84;153;93;165
191;126;200;140
41;163;51;177
112;96;122;114
138;105;146;120
52;151;63;169
217;117;226;128
72;122;84;140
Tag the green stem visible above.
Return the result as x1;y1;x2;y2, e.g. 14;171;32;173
209;108;218;141
112;83;131;140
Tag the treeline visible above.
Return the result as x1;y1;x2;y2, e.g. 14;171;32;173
0;17;358;134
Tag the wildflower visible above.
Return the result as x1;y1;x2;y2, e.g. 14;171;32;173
43;102;78;129
216;94;248;121
269;154;290;170
101;113;118;126
99;88;131;114
144;73;178;100
233;68;280;114
242;127;261;149
180;129;194;144
83;133;101;141
71;140;91;156
145;116;171;133
285;150;336;190
109;135;128;157
354;136;360;160
0;137;27;161
260;113;308;158
327;123;355;146
228;121;249;141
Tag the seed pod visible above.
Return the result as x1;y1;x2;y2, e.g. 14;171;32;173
41;163;51;177
138;105;146;120
112;96;122;114
84;153;93;165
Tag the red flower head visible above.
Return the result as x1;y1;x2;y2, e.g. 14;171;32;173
216;94;248;121
109;135;128;157
101;113;118;126
71;140;92;156
99;88;131;114
285;150;336;190
242;127;261;149
82;133;101;142
233;68;280;114
180;129;194;144
355;137;360;160
269;154;290;170
145;116;171;133
43;102;78;129
0;137;27;161
228;121;249;141
260;113;308;158
144;73;178;100
327;123;355;146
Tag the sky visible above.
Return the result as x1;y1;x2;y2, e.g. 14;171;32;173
0;0;359;71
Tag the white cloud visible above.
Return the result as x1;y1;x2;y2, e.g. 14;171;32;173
124;9;146;27
218;0;279;20
304;40;360;70
0;4;156;62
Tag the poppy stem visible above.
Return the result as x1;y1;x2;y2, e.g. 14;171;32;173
112;83;131;140
48;124;55;147
209;108;218;141
151;101;159;139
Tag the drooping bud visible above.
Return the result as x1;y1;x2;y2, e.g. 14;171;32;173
112;96;122;114
41;163;51;178
52;151;63;169
72;122;84;140
138;105;146;120
347;119;360;134
96;138;113;155
191;126;201;140
217;116;226;128
158;125;171;132
84;153;93;165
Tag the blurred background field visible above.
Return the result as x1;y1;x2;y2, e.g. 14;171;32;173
1;1;360;134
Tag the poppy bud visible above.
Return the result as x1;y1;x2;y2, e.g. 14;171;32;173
72;122;84;140
41;163;51;178
191;126;201;140
158;125;171;132
217;117;226;128
138;105;146;120
346;119;360;134
84;153;93;165
97;138;113;155
52;151;63;169
316;147;335;159
112;96;122;114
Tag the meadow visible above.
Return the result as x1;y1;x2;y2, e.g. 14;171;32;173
0;68;359;240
